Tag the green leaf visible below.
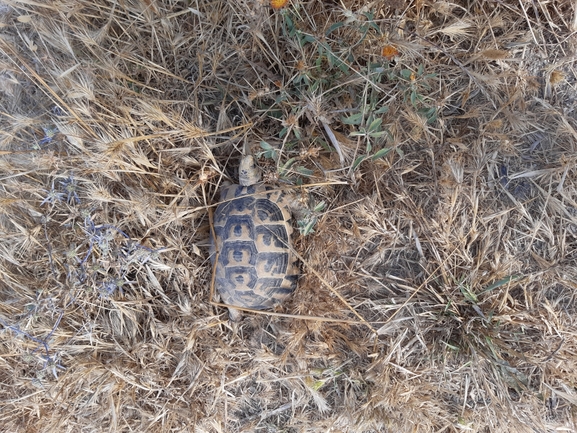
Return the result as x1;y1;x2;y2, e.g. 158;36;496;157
281;157;297;171
303;34;316;44
337;59;349;73
442;341;459;351
481;275;521;295
260;141;273;150
295;165;314;176
275;93;288;104
350;127;367;137
313;200;326;212
369;130;388;138
352;155;366;170
269;109;283;119
363;11;375;20
418;107;437;123
259;141;278;160
459;285;478;303
324;49;334;67
374;106;389;115
284;14;295;36
369;62;383;72
342;113;363;125
400;69;412;80
298;218;317;236
310;379;326;391
325;22;345;36
369;21;380;32
441;340;459;352
368;117;382;133
316;138;331;152
371;147;392;160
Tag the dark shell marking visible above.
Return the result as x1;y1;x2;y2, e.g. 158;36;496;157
211;184;298;311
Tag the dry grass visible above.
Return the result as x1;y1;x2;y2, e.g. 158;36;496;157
1;0;577;431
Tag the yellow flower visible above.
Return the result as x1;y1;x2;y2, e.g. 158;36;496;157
381;45;400;60
270;0;289;9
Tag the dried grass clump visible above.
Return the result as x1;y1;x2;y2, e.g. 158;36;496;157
1;0;577;431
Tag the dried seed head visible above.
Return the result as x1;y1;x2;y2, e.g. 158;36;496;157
299;147;321;160
549;70;565;86
262;169;279;184
282;114;299;128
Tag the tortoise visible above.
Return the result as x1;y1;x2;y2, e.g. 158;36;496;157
210;155;299;321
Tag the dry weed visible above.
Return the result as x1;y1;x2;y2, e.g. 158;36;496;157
1;0;576;432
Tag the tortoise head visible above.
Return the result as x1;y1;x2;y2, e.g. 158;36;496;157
239;155;261;186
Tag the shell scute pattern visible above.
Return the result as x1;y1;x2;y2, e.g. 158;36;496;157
212;182;299;317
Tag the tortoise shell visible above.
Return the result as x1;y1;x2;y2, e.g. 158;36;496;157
211;183;299;320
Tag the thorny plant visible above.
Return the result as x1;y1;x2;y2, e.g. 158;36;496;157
1;174;163;383
253;4;438;174
252;7;438;235
0;312;65;380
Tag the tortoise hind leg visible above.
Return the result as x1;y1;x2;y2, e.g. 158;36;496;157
228;307;243;322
